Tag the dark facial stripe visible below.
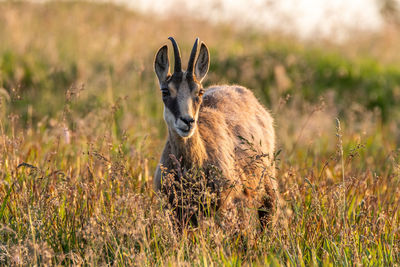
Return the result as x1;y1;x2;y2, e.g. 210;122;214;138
164;95;180;119
163;72;183;120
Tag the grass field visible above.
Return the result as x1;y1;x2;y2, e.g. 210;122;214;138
0;2;400;265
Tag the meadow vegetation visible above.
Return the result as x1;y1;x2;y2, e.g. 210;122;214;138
0;2;399;265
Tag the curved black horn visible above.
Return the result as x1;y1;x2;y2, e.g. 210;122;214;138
168;37;182;73
187;38;199;74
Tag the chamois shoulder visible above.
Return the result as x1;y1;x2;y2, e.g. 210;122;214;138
199;84;274;153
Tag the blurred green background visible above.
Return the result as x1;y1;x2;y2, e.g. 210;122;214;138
0;1;400;265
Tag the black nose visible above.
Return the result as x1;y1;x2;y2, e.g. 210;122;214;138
181;116;195;126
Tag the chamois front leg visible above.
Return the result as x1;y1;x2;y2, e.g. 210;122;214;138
154;141;172;192
153;164;162;192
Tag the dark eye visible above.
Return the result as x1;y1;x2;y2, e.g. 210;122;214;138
198;89;205;97
161;88;170;98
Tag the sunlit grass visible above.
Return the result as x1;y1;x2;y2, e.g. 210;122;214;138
0;1;399;265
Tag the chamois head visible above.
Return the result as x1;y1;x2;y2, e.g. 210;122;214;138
154;37;210;138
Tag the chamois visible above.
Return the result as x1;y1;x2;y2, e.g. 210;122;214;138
154;37;279;230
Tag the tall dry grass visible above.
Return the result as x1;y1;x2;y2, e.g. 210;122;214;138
0;1;399;265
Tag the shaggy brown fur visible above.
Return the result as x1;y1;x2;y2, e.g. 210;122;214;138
154;38;279;230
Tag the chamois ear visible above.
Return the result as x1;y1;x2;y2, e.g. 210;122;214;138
194;42;209;82
154;45;170;84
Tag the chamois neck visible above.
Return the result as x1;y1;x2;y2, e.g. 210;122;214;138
168;128;207;168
